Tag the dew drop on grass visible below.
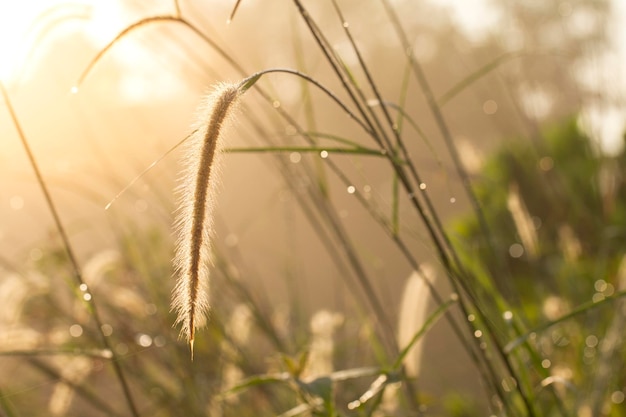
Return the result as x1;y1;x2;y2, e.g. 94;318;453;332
592;293;605;303
144;303;157;315
135;333;153;347
474;330;482;338
70;86;78;94
419;183;427;190
347;185;356;194
83;293;92;301
342;21;349;28
101;324;113;336
450;197;456;203
539;156;554;171
541;359;551;368
509;243;524;258
79;283;88;292
483;99;498;115
69;324;83;337
272;100;280;108
503;311;513;321
289;152;301;163
320;150;329;159
611;391;625;404
468;314;475;322
154;335;166;347
585;335;598;348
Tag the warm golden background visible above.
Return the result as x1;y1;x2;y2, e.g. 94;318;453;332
1;0;626;415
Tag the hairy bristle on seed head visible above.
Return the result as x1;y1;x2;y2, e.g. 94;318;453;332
171;83;241;359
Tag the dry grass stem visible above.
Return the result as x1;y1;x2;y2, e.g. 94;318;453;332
172;83;241;358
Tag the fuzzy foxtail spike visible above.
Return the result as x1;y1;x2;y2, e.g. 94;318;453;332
172;83;242;358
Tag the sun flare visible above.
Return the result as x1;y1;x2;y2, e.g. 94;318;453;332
0;1;50;83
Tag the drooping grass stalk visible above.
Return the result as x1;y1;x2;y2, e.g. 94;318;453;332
172;82;243;358
0;82;139;417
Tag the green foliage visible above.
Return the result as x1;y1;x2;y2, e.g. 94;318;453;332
451;117;626;416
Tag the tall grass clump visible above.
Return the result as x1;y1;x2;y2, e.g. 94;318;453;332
1;0;624;416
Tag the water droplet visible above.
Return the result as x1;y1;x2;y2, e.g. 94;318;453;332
320;150;329;159
83;293;92;301
539;156;554;171
272;100;281;108
419;183;426;190
69;324;83;337
79;283;88;292
101;324;113;336
474;330;482;338
289;152;301;163
70;86;79;94
342;21;349;28
450;197;456;203
509;243;524;258
592;293;605;303
154;335;166;347
541;359;551;368
144;303;157;315
450;292;459;301
363;185;371;193
135;333;153;347
468;314;476;322
347;185;356;194
585;335;598;348
594;279;607;292
611;391;625;404
483;99;498;115
503;311;513;321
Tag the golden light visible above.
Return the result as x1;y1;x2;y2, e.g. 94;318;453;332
0;1;49;83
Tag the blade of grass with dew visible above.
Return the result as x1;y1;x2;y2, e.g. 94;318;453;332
224;145;385;156
504;290;626;354
378;4;538;413
291;15;330;198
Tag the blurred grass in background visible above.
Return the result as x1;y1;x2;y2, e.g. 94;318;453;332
1;0;625;416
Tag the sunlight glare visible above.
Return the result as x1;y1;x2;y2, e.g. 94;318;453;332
0;1;49;83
